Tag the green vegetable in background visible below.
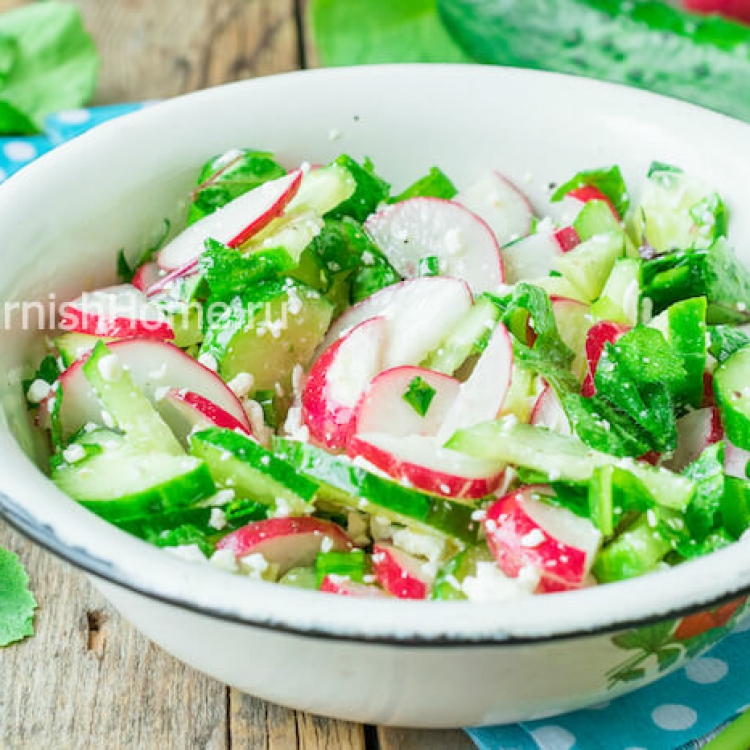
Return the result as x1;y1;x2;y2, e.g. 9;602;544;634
311;0;470;66
0;2;99;134
0;547;36;647
438;0;750;123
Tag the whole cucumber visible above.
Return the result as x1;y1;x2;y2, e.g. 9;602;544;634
438;0;750;122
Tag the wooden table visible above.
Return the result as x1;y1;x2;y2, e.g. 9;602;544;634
0;2;474;747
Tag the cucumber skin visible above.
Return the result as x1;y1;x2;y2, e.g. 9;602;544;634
715;347;750;450
274;438;481;544
439;0;750;123
190;428;320;507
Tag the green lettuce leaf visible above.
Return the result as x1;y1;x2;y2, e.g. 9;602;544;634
551;165;630;216
311;0;470;66
327;155;390;222
0;547;36;647
0;3;99;134
391;166;457;202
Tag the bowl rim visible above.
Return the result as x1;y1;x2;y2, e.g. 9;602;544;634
2;63;750;646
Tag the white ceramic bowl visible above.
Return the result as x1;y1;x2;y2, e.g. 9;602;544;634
1;65;749;728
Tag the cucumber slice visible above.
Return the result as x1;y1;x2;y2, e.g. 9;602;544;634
590;258;640;326
721;477;750;539
273;438;481;543
554;231;625;302
499;365;536;423
199;280;333;394
447;419;696;511
56;332;109;367
715;346;750;450
431;546;493;600
287;164;357;216
664;297;707;409
532;275;591;305
278;566;318;590
630;166;727;253
52;437;215;523
592;516;671;583
573;200;636;256
190;428;319;513
82;341;183;455
422;295;500;375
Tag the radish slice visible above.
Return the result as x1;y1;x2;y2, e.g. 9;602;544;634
60;285;174;341
726;439;750;479
353;366;460;439
216;517;354;575
348;432;504;499
666;407;722;472
159;388;252;445
567;185;619;219
372;543;433;599
157;170;302;270
365;197;503;293
146;258;200;297
132;262;163;292
456;171;534;246
501;231;562;284
320;575;390;598
582;321;630;397
485;485;601;587
531;384;571;435
319;277;473;370
302;318;387;451
436;323;513;442
57;339;251;438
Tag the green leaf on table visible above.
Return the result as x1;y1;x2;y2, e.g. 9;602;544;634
311;0;471;66
0;2;99;134
0;547;36;647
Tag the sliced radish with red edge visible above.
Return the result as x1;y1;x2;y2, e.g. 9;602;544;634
371;543;433;599
531;384;571;435
319;575;390;598
582;321;630;397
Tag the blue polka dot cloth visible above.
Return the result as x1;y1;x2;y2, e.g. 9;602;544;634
1;102;750;749
0;102;152;183
468;620;750;750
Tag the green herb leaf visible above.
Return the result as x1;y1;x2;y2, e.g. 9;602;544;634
418;256;440;277
188;150;286;224
117;219;172;283
683;442;726;541
311;0;470;66
0;547;36;647
391;166;457;202
551;165;630;216
708;325;750;364
155;524;214;558
0;3;99;134
327;155;390;222
403;376;437;416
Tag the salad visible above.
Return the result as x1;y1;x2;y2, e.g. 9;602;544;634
26;149;750;601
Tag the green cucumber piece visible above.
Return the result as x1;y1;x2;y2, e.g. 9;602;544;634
573;200;635;256
631;165;727;252
422;294;500;375
82;341;183;455
53;438;215;523
592;516;671;583
287;164;357;216
274;438;480;543
431;546;494;601
448;419;696;511
665;297;707;409
190;428;319;513
199;280;333;394
315;549;367;587
555;231;625;302
55;332;108;367
279;567;318;590
715;346;750;450
590;258;640;326
532;274;591;305
721;477;750;540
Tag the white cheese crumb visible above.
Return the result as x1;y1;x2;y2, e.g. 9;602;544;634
520;529;546;548
240;552;269;579
273;497;292;518
370;515;395;542
320;536;334;554
198;352;218;371
210;548;238;573
208;488;235;506
148;362;168;380
154;386;170;402
101;410;116;429
208;508;227;531
227;372;254;398
97;353;123;382
462;563;539;602
392;528;446;564
471;509;487;522
26;379;52;403
62;444;86;464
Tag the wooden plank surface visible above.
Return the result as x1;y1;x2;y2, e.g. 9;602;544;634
0;1;473;747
